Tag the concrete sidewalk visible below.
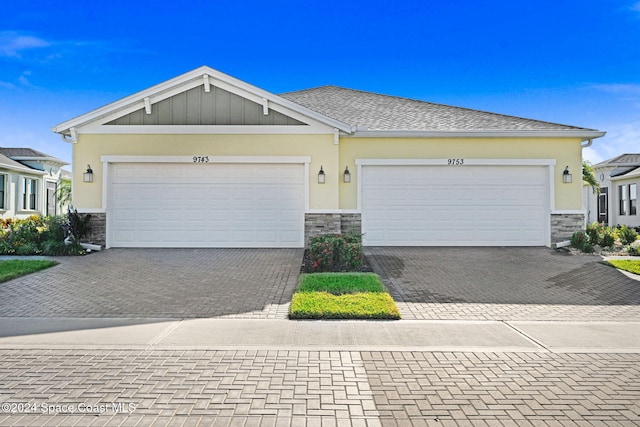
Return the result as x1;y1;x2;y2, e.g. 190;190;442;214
1;318;639;353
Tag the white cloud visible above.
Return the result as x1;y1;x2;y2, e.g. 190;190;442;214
0;31;50;58
592;83;640;96
585;120;640;163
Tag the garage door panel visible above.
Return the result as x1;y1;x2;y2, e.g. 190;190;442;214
109;163;304;248
362;165;549;246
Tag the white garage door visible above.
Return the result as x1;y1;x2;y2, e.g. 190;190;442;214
108;163;305;248
361;165;549;246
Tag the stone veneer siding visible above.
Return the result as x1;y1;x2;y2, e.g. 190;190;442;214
304;213;362;248
79;212;106;247
550;213;584;243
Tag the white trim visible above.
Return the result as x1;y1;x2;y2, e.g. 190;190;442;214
76;208;106;214
348;130;606;139
304;162;310;211
0;172;7;211
355;158;556;166
143;97;151;114
78;124;334;135
305;209;361;214
551;210;586;215
102;156;311;248
101;155;311;164
356;159;555;246
53;66;352;134
203;74;210;92
262;98;269;115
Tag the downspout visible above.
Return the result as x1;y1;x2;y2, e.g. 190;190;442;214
581;138;593;148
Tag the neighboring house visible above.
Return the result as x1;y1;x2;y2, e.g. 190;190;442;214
583;154;640;228
52;66;604;248
0;148;69;219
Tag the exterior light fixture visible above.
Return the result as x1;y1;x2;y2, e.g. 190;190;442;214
317;166;325;184
562;166;572;184
343;166;351;183
83;165;94;183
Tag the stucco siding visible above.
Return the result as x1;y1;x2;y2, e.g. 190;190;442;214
338;137;584;211
73;133;338;211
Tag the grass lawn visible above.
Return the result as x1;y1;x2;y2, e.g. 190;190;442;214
0;259;58;284
289;272;401;320
607;259;640;275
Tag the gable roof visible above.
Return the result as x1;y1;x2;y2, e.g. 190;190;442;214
280;85;602;136
52;66;352;138
595;153;640;167
0;153;46;174
0;147;67;165
53;65;605;140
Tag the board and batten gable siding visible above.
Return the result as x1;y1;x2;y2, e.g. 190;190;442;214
106;85;305;126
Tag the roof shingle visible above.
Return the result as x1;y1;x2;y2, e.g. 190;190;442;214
279;85;594;132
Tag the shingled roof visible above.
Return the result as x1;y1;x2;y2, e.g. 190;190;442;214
280;85;594;132
0;148;66;164
595;153;640;167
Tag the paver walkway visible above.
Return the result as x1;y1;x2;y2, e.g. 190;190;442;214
1;247;639;426
366;247;640;321
0;249;302;319
0;349;638;426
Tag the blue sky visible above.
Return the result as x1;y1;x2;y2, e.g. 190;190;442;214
1;0;639;168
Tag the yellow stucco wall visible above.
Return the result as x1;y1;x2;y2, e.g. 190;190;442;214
74;133;584;212
338;137;584;210
73;133;338;210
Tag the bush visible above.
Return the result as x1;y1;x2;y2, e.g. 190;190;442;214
0;213;86;256
570;231;589;250
629;246;640;256
618;225;639;245
306;232;363;272
586;222;617;248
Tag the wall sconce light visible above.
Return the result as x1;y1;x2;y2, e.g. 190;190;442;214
317;166;325;184
343;166;351;183
563;166;572;184
83;164;94;183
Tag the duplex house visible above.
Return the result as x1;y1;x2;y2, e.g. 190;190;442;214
584;154;639;227
0;148;68;219
52;66;604;248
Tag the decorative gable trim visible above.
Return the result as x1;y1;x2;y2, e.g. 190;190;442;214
53;66;352;138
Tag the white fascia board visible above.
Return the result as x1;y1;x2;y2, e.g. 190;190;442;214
80;125;333;135
0;164;46;174
9;156;69;166
101;155;311;164
53;65;352;134
355;158;556;166
610;170;640;181
347;130;606;139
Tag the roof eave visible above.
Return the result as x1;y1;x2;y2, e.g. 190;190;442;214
9;156;69;166
346;130;606;139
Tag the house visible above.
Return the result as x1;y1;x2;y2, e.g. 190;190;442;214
52;66;604;248
583;154;639;228
0;148;69;219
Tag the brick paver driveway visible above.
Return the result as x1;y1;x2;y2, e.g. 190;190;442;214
366;247;640;321
0;248;302;319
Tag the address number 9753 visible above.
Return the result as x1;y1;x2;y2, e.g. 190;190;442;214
447;158;464;165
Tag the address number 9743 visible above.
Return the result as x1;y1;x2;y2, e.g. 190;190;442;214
193;156;210;163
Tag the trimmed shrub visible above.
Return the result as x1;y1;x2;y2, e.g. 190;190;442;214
586;222;617;248
307;233;363;272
